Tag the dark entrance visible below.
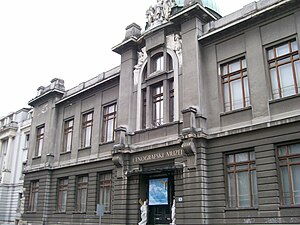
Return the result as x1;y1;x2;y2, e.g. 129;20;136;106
147;174;174;225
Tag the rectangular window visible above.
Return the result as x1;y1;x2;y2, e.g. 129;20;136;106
221;58;250;112
278;143;300;205
24;134;30;149
102;103;117;143
142;89;147;129
63;119;74;152
226;151;258;208
152;83;164;127
29;180;39;212
268;39;300;99
155;55;164;72
35;126;45;157
76;175;88;212
82;112;93;148
98;173;112;213
169;79;174;122
57;178;68;212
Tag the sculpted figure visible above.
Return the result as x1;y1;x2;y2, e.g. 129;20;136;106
163;0;172;20
146;6;155;28
155;0;164;22
171;198;176;225
138;199;148;225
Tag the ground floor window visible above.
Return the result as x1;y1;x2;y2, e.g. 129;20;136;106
98;173;112;213
57;178;68;212
29;180;39;212
226;151;258;208
76;175;88;212
278;143;300;205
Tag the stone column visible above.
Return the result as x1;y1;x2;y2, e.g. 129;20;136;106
0;139;3;175
2;136;13;183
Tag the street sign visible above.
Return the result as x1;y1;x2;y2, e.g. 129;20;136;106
96;204;104;217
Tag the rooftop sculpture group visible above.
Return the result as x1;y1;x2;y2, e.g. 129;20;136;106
146;0;177;30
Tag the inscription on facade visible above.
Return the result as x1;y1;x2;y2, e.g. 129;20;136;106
133;149;183;163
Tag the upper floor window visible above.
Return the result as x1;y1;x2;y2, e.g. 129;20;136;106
98;173;112;213
169;79;174;122
76;175;88;212
57;178;68;212
226;151;258;208
82;112;93;148
221;58;250;112
152;83;164;127
153;55;164;72
267;39;300;99
35;125;45;157
24;134;30;149
278;143;300;206
63;119;74;152
102;103;117;143
28;180;39;212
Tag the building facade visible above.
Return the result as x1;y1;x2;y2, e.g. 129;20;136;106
0;109;31;225
22;0;300;224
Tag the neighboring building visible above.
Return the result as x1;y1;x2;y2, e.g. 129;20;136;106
0;108;31;225
22;0;300;224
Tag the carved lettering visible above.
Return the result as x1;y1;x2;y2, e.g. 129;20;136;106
133;149;182;163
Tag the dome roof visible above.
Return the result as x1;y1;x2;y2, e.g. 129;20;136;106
175;0;221;15
201;0;220;14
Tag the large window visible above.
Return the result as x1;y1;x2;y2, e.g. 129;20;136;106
35;126;44;157
102;103;117;143
152;55;164;73
57;178;68;212
76;175;88;212
82;112;93;148
226;151;258;208
98;173;112;213
268;40;300;99
152;83;164;127
278;143;300;206
169;79;174;122
142;89;147;129
28;180;39;212
63;119;74;152
221;58;250;112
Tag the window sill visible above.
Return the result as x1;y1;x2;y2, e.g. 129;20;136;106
78;147;91;151
53;211;66;214
25;211;37;214
269;93;300;104
99;141;114;146
72;211;86;214
32;156;41;160
220;106;252;116
136;121;181;133
280;204;300;209
225;207;258;211
60;151;71;155
147;70;166;79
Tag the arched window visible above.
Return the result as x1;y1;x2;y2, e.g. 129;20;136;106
137;49;179;130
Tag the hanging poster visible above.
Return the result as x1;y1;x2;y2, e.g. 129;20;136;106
148;178;168;205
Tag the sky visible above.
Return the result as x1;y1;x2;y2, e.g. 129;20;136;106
0;0;255;117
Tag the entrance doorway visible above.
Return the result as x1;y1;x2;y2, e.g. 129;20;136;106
147;175;174;225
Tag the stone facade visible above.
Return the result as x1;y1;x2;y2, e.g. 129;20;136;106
22;0;300;224
0;109;31;225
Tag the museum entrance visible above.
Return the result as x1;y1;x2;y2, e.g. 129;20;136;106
140;171;174;225
148;174;174;224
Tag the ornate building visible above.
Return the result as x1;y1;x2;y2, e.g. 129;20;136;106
22;0;300;224
0;108;31;225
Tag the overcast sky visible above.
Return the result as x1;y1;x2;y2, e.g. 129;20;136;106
0;0;255;117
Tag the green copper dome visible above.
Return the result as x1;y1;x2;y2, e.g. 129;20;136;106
201;0;220;14
175;0;220;15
